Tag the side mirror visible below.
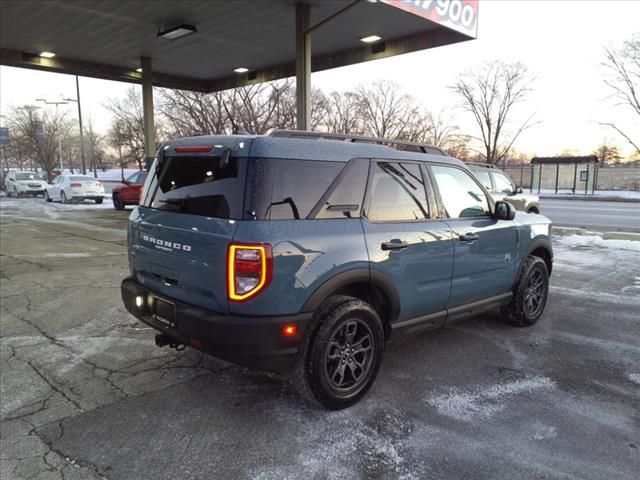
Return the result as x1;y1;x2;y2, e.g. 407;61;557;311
514;185;523;194
494;201;516;220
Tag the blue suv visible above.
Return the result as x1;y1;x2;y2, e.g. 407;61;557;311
121;131;553;409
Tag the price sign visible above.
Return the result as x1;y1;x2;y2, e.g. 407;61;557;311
382;0;479;38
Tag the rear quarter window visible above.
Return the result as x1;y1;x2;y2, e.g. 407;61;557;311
245;159;344;220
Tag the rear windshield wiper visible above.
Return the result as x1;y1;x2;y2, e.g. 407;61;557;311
160;197;189;209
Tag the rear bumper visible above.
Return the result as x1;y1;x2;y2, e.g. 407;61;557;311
121;277;311;373
71;194;105;199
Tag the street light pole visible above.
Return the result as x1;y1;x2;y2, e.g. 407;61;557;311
36;97;69;172
63;76;87;175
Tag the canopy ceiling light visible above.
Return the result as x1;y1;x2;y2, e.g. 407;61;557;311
157;24;197;40
233;67;249;73
360;35;382;43
39;51;56;58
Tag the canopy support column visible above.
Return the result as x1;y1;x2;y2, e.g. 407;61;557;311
141;56;155;170
295;3;311;131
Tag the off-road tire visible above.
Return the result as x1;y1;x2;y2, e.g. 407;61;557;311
501;255;549;327
112;193;124;210
292;295;384;410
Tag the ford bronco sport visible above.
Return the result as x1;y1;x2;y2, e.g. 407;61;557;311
121;131;553;410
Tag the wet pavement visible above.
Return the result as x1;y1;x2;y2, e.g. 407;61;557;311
1;196;639;479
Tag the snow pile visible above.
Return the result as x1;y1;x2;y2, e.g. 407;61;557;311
426;376;556;421
95;169;139;181
554;234;640;252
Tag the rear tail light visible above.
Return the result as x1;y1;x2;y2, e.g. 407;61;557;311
70;183;81;188
227;243;272;302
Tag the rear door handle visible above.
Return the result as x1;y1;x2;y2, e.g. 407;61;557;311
381;240;408;251
459;232;479;242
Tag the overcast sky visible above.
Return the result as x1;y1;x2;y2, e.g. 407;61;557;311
1;0;639;158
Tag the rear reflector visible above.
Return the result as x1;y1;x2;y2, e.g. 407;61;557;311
175;145;213;153
281;325;298;337
227;243;272;302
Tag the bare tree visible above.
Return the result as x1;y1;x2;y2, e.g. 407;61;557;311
7;106;76;179
83;117;108;172
593;139;623;165
159;80;305;137
452;60;536;164
159;89;231;137
320;91;365;135
105;87;164;170
356;80;422;139
601;33;640;157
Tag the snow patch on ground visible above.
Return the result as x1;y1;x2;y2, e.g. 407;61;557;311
554;234;640;252
426;376;556;421
628;373;640;385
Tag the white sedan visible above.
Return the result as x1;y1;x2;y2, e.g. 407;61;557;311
44;175;105;204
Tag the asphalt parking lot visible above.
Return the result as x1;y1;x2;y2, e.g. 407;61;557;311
1;196;639;480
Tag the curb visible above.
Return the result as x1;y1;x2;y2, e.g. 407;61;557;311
540;195;640;203
552;226;640;241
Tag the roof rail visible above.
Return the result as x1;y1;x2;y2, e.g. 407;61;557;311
269;130;447;156
465;162;497;168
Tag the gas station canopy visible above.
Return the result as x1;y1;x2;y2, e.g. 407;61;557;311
0;0;478;92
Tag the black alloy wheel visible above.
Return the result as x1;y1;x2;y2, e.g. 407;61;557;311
324;318;375;392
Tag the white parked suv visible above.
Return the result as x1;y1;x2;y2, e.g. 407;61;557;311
4;171;48;197
44;175;105;204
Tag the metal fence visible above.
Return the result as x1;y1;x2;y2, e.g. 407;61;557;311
503;165;640;193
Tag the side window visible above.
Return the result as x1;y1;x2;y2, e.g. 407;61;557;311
492;172;514;194
366;162;429;222
315;158;369;219
268;160;343;220
431;166;490;219
473;170;493;192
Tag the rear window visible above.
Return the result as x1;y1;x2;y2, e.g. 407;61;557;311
142;155;246;219
70;176;93;181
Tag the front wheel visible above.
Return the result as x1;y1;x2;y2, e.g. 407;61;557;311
292;295;384;410
501;255;549;327
44;191;52;202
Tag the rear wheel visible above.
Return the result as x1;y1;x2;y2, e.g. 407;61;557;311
61;191;68;204
44;191;52;202
112;193;124;210
95;197;104;204
501;255;549;327
292;295;384;410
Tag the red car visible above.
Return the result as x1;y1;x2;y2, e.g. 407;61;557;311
112;171;147;210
